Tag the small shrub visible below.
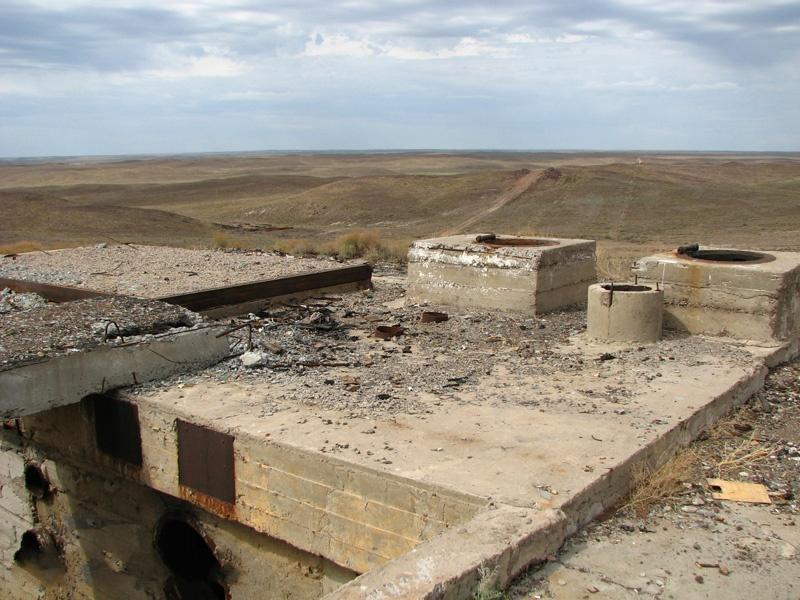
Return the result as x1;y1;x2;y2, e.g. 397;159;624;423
331;231;409;263
473;566;509;600
212;231;232;249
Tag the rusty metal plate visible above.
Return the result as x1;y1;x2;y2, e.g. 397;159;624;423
89;394;143;466
176;420;235;504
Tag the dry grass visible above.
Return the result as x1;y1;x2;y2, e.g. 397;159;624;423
270;231;410;263
622;449;699;517
273;237;320;256
211;231;232;248
330;231;409;263
0;240;50;254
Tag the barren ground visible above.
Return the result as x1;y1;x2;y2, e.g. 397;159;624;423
2;151;799;279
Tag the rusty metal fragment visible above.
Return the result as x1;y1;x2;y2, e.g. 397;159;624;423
374;325;406;340
420;311;448;323
177;420;235;505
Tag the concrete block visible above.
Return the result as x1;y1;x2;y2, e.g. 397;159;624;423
634;249;800;342
407;235;596;315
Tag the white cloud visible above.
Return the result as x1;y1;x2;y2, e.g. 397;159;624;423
301;32;511;60
143;44;245;79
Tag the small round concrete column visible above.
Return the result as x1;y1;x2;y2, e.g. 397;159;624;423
587;283;663;343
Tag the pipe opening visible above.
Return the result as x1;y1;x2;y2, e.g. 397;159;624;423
156;517;226;600
600;284;654;292
677;249;773;263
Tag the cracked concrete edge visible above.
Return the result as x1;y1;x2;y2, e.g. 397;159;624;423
323;505;568;600
561;359;768;534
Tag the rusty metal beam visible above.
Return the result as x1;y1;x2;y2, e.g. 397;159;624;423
157;263;373;312
0;277;111;303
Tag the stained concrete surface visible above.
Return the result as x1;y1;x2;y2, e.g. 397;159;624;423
516;502;799;600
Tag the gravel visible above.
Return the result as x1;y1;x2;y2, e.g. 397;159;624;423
0;296;201;370
0;244;352;298
0;288;49;314
131;272;754;418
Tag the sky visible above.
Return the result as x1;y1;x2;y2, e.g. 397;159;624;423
1;0;799;156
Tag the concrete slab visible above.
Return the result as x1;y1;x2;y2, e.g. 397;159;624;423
0;296;229;417
20;329;771;592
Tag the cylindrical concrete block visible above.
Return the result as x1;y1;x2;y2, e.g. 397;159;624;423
587;283;663;343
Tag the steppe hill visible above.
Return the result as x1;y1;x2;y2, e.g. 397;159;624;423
1;151;799;278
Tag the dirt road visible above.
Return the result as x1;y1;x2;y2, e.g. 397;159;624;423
443;168;541;235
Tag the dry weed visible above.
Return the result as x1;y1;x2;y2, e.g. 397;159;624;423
0;240;49;254
273;238;319;256
623;448;699;517
336;231;409;263
211;231;232;249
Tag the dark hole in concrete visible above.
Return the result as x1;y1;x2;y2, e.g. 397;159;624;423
24;464;51;500
14;530;43;563
13;528;62;571
84;393;143;466
156;518;226;600
601;284;654;292
679;249;773;263
481;237;558;248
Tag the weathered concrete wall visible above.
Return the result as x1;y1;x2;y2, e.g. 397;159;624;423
634;250;800;342
0;429;357;599
0;327;229;418
16;392;484;576
407;235;596;315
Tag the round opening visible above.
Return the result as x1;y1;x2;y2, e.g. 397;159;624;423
678;249;772;263
156;518;225;599
600;284;654;292
481;237;558;248
24;464;51;499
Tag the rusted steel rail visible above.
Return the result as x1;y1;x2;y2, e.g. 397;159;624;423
1;263;372;313
0;277;111;302
156;263;373;312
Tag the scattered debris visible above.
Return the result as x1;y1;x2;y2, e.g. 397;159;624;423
374;325;406;340
707;479;772;504
421;311;449;323
0;288;49;314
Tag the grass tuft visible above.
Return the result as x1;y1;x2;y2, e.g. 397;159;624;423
622;449;698;517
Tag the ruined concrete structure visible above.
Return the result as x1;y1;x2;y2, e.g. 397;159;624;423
586;283;663;343
635;247;800;343
407;234;596;315
1;241;799;599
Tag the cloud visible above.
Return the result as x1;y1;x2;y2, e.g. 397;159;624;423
0;0;798;154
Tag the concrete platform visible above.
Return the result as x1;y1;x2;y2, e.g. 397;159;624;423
407;234;596;315
4;272;798;598
9;329;788;597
